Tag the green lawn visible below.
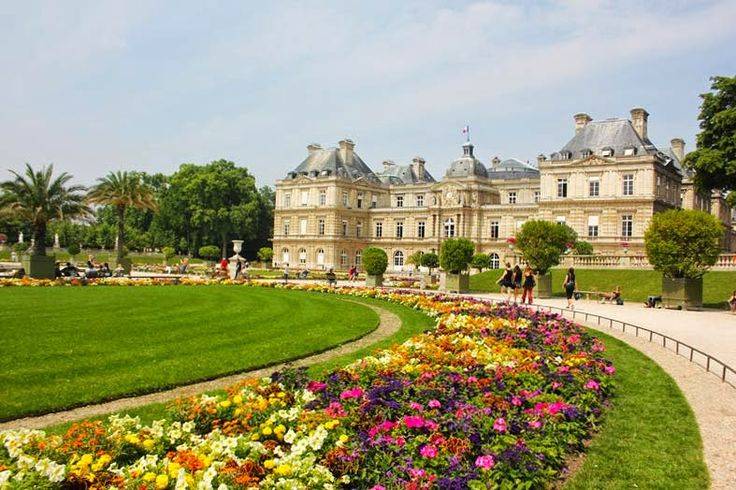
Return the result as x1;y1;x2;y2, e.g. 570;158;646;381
470;268;736;308
568;329;708;488
0;286;378;421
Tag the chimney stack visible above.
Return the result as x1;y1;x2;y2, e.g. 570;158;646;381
491;156;501;168
574;113;592;134
382;159;396;169
670;138;685;162
338;139;355;164
411;156;425;180
630;108;649;140
307;143;322;155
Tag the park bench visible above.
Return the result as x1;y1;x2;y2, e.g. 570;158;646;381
576;290;624;304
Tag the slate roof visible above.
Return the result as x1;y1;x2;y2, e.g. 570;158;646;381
288;147;380;183
376;163;436;185
445;142;488;178
551;118;656;160
487;158;540;180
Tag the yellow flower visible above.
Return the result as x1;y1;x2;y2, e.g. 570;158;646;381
274;424;286;434
263;459;276;469
324;420;340;430
124;434;140;445
143;439;155;451
250;433;260;441
155;473;169;489
79;454;94;466
339;434;349;443
232;395;243;404
274;464;292;476
262;426;273;436
167;462;181;478
143;472;157;482
219;400;232;408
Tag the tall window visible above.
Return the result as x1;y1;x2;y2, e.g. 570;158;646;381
587;216;599;237
340;250;348;267
393;251;404;267
396;221;404;238
416;195;424;207
318;190;326;206
533;191;540;203
283;219;290;236
623;174;634;196
342;192;349;207
375;221;383;238
589;178;600;197
417;221;426;238
557;178;568;198
301;190;309;206
355;250;362;267
298;248;307;264
283;193;291;207
316;248;325;266
508;192;517;204
490;221;499;239
489;253;500;269
371;195;377;208
341;221;348;236
356;221;363;237
318;219;325;236
396;195;404;208
299;218;307;235
281;248;289;264
357;192;363;209
621;215;633;238
444;218;455;237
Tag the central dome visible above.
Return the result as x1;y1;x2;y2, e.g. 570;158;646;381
445;142;488;178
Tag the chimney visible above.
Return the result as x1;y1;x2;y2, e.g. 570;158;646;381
670;138;685;161
537;154;547;164
630;108;649;140
491;156;501;168
338;139;355;164
382;159;396;169
411;156;425;180
307;143;322;155
574;113;592;134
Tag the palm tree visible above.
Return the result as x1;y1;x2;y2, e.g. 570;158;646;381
86;171;157;262
0;164;88;257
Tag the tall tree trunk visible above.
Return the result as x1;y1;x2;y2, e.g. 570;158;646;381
116;205;126;262
221;231;228;259
33;222;46;257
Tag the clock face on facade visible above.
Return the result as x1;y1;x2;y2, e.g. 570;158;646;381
445;190;454;201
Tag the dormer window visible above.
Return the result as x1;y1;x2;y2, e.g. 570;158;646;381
623;146;637;156
601;147;614;157
309;170;318;177
581;149;593;158
320;170;331;176
560;151;572;160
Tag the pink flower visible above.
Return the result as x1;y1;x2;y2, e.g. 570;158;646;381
325;402;346;418
409;402;424;411
493;417;507;433
307;381;327;392
528;420;542;429
428;399;441;409
585;379;600;391
370;486;386;490
408;468;426;478
339;387;364;400
420;444;438;458
511;396;522;407
475;454;495;470
467;376;478;384
395;436;406;447
424;420;439;431
403;415;425;429
551;381;562;389
604;365;616;375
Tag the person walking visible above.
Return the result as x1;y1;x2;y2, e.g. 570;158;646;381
283;264;289;283
521;265;536;305
563;267;577;309
729;290;736;314
512;265;523;303
496;263;514;301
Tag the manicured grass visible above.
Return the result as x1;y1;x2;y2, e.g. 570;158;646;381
0;249;204;265
568;328;709;488
0;286;378;420
470;268;736;308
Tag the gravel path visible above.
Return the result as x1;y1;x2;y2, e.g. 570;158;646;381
0;299;401;431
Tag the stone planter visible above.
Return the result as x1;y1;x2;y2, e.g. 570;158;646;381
21;254;56;279
536;273;553;299
419;272;438;289
662;276;703;310
442;272;470;293
365;274;383;287
113;257;133;275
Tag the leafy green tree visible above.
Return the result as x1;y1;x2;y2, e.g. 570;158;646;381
516;220;577;275
162;246;177;261
362;247;388;276
419;252;439;274
407;251;423;268
684;76;736;206
644;209;723;279
574;240;594;255
87;172;157;262
66;243;81;258
0;164;88;256
198;245;220;261
470;253;491;272
440;238;474;274
257;246;274;264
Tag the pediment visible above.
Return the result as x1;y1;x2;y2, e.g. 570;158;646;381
581;155;615;166
430;181;467;192
290;175;313;184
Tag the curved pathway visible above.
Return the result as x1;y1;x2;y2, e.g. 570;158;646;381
0;300;401;431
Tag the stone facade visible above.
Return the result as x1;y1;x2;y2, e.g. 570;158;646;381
273;108;735;271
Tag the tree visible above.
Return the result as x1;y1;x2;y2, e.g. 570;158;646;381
362;247;388;276
684;76;736;206
419;252;439;274
407;251;423;268
0;164;88;256
470;253;491;272
162;246;176;261
439;238;474;274
66;243;81;259
257;246;274;264
87;172;157;262
198;245;220;261
574;240;594;255
644;209;723;279
516;220;577;275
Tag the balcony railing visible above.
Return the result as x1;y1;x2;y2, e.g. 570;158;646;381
563;253;736;270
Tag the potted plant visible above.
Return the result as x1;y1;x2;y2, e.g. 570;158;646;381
257;246;274;267
439;238;474;293
362;247;388;287
419;252;439;288
470;253;491;273
645;209;722;310
198;245;220;264
515;220;577;298
162;246;177;264
1;164;89;278
66;243;81;264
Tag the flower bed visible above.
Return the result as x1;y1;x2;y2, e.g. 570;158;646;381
0;286;614;489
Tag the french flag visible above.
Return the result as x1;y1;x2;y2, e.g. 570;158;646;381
461;125;469;136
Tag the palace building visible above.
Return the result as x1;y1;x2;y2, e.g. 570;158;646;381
272;108;735;271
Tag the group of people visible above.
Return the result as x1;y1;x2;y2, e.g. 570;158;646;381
216;257;250;279
53;255;126;279
495;263;538;305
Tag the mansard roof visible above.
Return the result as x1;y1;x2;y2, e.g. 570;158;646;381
445;142;488;178
487;158;540;180
288;145;381;183
376;162;436;185
553;119;656;160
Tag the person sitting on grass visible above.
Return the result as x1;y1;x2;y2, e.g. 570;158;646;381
729;290;736;314
644;295;662;308
326;268;337;287
600;286;622;304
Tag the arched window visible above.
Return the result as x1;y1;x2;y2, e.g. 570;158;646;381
316;248;325;266
444;218;455;237
281;248;290;265
394;250;404;267
490;253;500;269
298;248;307;264
355;250;362;267
340;250;348;267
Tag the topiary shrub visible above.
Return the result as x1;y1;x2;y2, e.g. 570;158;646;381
362;247;388;276
516;220;577;275
257;247;274;264
440;238;474;274
644;209;722;279
161;246;176;261
420;252;439;272
198;245;220;261
470;253;491;272
574;240;594;255
66;243;81;258
407;251;423;268
13;242;28;254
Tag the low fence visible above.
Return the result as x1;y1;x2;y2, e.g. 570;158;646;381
561;253;736;270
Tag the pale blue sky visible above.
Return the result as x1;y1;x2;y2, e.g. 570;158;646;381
1;0;735;186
